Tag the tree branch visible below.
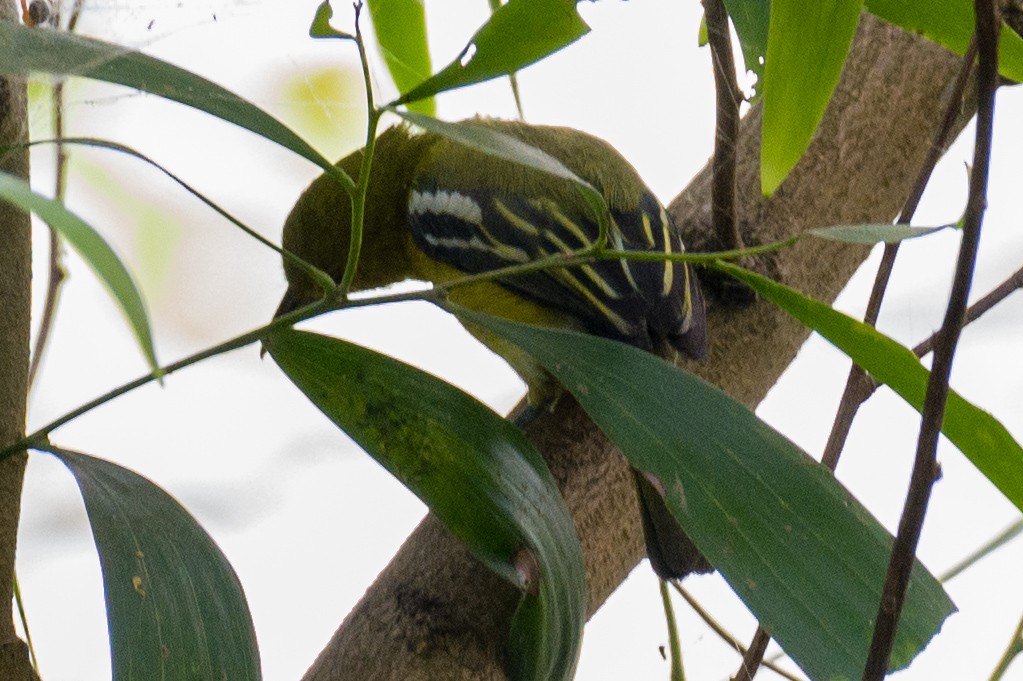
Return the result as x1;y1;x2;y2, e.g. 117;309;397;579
862;0;999;675
301;15;970;681
0;5;41;681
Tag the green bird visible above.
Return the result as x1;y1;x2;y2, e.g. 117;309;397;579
275;118;708;579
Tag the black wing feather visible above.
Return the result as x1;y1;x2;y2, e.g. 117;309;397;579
407;180;706;358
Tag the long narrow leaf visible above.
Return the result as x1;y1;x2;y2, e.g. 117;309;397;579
0;22;337;176
761;0;864;195
0;171;158;374
392;111;590;186
367;0;434;116
395;0;588;106
717;260;1023;514
265;328;585;681
866;0;1023;82
452;305;954;680
809;223;950;244
46;448;260;681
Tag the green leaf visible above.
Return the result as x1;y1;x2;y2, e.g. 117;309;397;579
722;0;771;90
264;328;585;681
866;0;1023;82
45;448;260;681
0;171;158;375
309;0;354;39
394;0;589;106
717;261;1023;517
809;223;950;244
485;0;528;119
0;21;336;176
392;111;594;188
367;0;435;116
391;112;611;244
452;305;954;681
760;0;864;195
26;136;335;294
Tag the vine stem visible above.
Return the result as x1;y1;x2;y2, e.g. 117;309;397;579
861;0;999;676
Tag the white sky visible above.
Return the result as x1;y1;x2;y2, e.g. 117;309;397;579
13;1;1023;680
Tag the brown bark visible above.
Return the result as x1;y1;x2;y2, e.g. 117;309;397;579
0;3;37;680
302;15;967;681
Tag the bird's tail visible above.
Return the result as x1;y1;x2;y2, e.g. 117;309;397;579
633;469;712;579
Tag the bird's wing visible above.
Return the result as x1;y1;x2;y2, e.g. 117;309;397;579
406;177;705;357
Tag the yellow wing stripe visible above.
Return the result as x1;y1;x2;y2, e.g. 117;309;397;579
555;268;633;336
538;198;593;248
640;211;656;247
493;199;540;237
660;212;674;296
540;229;621;299
476;218;532;262
680;264;694;332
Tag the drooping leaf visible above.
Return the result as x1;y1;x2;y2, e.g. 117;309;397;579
265;328;585;681
394;0;588;106
392;111;590;187
0;21;338;178
866;0;1023;82
809;223;950;244
453;305;954;681
716;261;1023;516
0;171;158;375
367;0;435;116
46;448;260;681
760;0;864;195
391;112;611;243
25;136;335;293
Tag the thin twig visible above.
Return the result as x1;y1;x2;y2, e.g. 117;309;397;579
819;35;978;471
702;0;743;251
669;582;805;681
12;569;38;671
820;257;1023;425
337;2;384;298
940;517;1023;583
862;1;999;677
988;611;1023;681
732;627;771;681
660;579;687;681
27;0;87;389
913;263;1023;357
27;86;68;388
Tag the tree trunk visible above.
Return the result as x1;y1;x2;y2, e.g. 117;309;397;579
302;15;968;681
0;4;38;680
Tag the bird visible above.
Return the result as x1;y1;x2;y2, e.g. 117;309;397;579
274;118;709;579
